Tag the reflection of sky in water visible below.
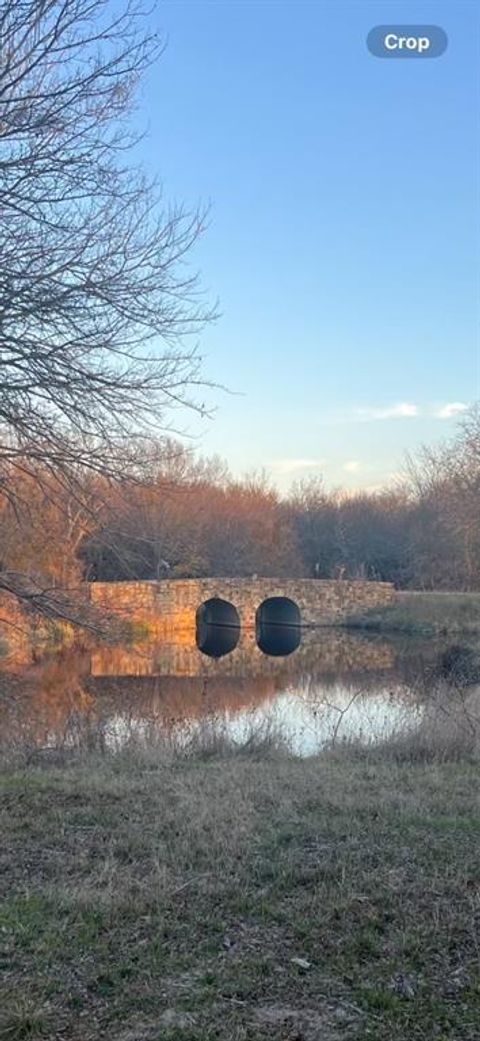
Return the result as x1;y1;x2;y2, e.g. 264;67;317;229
100;681;423;757
228;685;423;755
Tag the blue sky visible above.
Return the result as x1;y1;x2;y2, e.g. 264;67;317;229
139;0;479;491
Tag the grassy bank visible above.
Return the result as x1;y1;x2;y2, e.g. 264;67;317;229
1;744;480;1040
346;591;480;638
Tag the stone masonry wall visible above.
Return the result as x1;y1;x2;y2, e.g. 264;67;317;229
89;578;395;631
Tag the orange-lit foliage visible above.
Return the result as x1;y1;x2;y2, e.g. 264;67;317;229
1;407;479;593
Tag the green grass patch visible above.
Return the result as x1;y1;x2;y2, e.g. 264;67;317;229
345;591;480;637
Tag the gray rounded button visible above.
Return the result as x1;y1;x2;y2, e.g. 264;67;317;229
367;25;448;59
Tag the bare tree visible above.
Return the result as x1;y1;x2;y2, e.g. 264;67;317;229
405;405;480;590
0;0;215;616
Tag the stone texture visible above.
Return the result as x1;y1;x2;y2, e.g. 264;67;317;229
89;578;395;630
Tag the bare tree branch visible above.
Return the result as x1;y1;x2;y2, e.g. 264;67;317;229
0;0;217;618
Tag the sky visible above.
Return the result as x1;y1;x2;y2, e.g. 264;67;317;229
137;0;479;492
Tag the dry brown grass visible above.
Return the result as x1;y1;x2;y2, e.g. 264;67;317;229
1;738;480;1041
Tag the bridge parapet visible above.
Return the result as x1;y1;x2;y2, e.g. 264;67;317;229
89;578;395;630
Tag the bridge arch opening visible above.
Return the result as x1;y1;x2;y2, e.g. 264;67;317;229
196;597;240;629
256;596;301;628
196;597;241;658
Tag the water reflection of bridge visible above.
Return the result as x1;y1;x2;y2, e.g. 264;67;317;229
0;630;399;749
90;628;394;678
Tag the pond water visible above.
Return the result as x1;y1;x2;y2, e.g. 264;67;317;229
1;623;478;759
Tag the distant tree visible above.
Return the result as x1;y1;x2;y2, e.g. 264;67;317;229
205;476;300;578
287;478;337;577
80;464;301;581
335;491;414;586
406;405;480;590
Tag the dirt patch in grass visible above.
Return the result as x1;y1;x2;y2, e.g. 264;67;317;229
1;748;479;1040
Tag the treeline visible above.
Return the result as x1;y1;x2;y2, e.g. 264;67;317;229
1;408;479;592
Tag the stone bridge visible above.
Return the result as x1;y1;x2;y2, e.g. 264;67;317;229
89;578;395;631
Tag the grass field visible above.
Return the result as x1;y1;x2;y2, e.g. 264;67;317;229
1;742;480;1041
346;591;480;638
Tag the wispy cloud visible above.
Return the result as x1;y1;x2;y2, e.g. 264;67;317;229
343;460;362;473
346;401;470;424
308;402;471;428
433;402;468;419
354;402;419;422
269;458;325;475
